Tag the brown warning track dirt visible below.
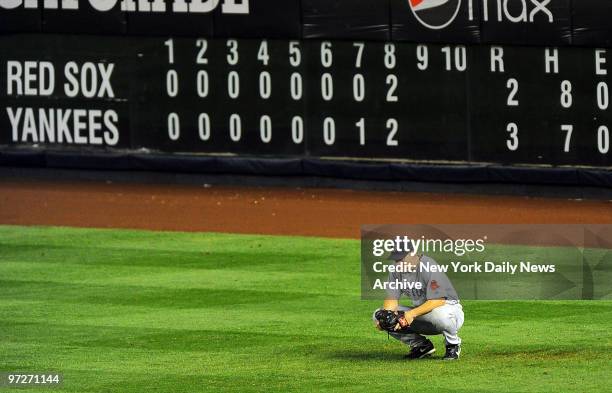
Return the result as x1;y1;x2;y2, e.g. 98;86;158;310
0;179;611;238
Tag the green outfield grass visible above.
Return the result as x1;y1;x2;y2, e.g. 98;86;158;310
0;225;610;392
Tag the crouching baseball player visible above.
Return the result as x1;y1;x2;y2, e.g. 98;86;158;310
373;247;464;360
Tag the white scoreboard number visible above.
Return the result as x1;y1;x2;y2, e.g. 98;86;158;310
494;47;610;163
156;38;609;165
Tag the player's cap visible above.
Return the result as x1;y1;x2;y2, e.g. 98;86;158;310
388;250;410;261
387;239;415;261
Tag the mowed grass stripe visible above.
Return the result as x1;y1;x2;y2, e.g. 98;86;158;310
0;225;610;393
0;262;352;296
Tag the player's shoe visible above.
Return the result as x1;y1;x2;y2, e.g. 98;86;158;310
404;340;435;360
443;344;461;360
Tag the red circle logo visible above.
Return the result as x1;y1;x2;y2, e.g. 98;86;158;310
408;0;462;30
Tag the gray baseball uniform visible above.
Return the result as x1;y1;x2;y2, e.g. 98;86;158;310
373;256;464;347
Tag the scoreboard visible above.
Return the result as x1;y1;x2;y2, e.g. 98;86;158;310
1;35;610;168
1;0;612;185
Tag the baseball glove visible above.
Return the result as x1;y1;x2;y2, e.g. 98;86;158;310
375;309;406;332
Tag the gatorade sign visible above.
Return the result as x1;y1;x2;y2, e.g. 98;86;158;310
0;0;249;14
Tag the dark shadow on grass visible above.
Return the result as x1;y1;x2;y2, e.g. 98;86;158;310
325;349;439;362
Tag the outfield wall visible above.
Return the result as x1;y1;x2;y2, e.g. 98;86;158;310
1;1;611;186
